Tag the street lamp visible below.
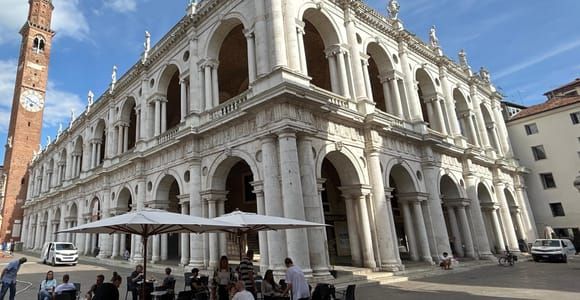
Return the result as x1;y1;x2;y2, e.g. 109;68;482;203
574;172;580;192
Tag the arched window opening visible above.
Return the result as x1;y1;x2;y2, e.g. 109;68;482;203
32;36;45;53
218;24;249;104
166;72;181;130
367;56;386;112
304;20;331;91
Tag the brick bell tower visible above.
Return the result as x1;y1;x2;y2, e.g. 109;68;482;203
0;0;54;242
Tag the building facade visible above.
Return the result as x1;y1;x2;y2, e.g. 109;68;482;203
19;0;535;275
507;79;580;248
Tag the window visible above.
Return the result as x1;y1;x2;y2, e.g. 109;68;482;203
531;145;547;160
570;112;580;124
524;123;538;135
549;203;565;217
540;173;557;189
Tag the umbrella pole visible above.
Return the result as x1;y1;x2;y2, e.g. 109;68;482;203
142;233;148;300
239;233;243;262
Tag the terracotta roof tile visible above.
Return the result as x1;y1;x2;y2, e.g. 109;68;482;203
509;95;580;121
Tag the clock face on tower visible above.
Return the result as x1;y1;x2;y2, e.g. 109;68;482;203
20;88;45;112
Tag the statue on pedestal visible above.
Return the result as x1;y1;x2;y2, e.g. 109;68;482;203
388;0;400;20
480;67;491;83
142;31;151;64
110;65;117;94
458;49;468;67
429;25;439;48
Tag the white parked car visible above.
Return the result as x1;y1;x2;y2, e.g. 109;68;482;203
531;239;576;263
40;242;79;266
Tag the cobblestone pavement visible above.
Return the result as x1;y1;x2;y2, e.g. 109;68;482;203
359;256;580;300
4;253;580;299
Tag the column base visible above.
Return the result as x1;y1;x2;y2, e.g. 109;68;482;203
188;260;206;269
478;253;496;261
421;256;434;264
379;262;405;272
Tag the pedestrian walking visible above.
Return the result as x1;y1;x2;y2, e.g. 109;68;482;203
282;258;310;300
0;257;27;300
238;250;256;297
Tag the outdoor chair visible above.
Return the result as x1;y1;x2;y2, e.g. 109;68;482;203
183;272;192;291
255;279;263;300
125;276;135;300
311;283;332;300
73;283;81;300
335;284;356;300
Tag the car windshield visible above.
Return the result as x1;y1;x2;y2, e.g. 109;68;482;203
55;244;75;250
534;240;560;247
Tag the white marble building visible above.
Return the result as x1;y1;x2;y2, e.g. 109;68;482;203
21;0;536;276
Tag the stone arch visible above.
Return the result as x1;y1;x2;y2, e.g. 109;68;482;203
415;68;438;127
366;42;396;113
315;144;367;186
33;34;46;53
154;172;183;203
301;7;342;92
216;21;249;103
206;150;261;190
387;163;419;193
453;88;477;144
88;197;100;221
116;186;134;212
383;159;420;192
153;173;182;260
205;15;250;58
439;172;465;199
73;135;84;176
47;158;54;188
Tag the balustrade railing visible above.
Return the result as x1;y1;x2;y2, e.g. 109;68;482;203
157;126;180;145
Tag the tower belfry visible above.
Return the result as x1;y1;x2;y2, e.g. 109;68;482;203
0;0;54;242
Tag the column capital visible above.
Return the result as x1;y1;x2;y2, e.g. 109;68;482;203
243;28;254;39
338;184;372;199
260;135;277;145
316;178;327;192
396;192;429;203
480;202;500;211
276;129;297;139
200;190;228;202
177;194;190;205
444;197;471;207
250;180;264;194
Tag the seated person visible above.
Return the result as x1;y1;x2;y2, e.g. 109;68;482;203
439;252;453;270
261;270;282;299
129;265;144;300
85;274;105;300
231;280;255;300
38;270;57;300
93;272;122;300
156;268;175;291
55;274;76;294
123;249;131;261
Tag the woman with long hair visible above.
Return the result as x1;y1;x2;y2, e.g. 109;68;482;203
262;269;282;300
38;270;57;300
213;256;235;300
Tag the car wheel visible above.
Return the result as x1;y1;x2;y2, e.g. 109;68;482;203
42;259;46;264
533;257;539;262
51;258;56;266
562;255;567;263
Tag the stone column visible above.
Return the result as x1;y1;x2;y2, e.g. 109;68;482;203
345;8;366;101
161;100;167;133
464;113;480;146
261;136;287;275
217;199;226;256
494;182;519;251
512;208;526;241
398;39;423;122
439;65;461;136
123;125;129;152
161;234;168;261
135;108;141;140
379;76;394;113
337;50;351;98
297;137;330;277
422;165;451;258
388;76;404;118
412;199;433;263
252;182;269;274
471;95;491;149
204;64;213;110
278;131;311;274
343;196;362;267
296;24;308;75
244;30;257;83
356;194;376;268
211;64;219;107
488;124;503;155
457;203;475;258
489;206;506;251
401;201;419;261
446;205;464;257
515;183;537;241
492;103;512;156
90;142;95;168
435;99;448;135
180;79;187;122
367;150;402;271
180;197;190;266
267;0;287;68
464;176;493;259
111;233;120;259
189;161;204;268
133;179;145;263
207;199;218;268
326;50;340;94
84;217;91;255
151;235;160;263
361;57;374;102
254;0;269;76
283;0;299;71
154;100;161;136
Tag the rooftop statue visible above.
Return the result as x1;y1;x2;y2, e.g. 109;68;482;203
458;49;468;67
88;90;94;106
429;25;439;48
110;65;117;93
388;0;400;20
480;67;491;83
142;31;151;64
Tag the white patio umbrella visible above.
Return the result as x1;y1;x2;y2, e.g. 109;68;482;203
59;208;240;299
212;209;328;261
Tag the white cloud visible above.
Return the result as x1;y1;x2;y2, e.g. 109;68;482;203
0;59;84;134
495;39;580;80
0;0;89;45
104;0;137;13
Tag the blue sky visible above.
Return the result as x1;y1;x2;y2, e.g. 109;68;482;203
0;0;579;162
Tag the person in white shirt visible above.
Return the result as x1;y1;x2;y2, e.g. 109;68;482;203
231;280;255;300
55;274;76;294
282;258;310;300
439;252;453;270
